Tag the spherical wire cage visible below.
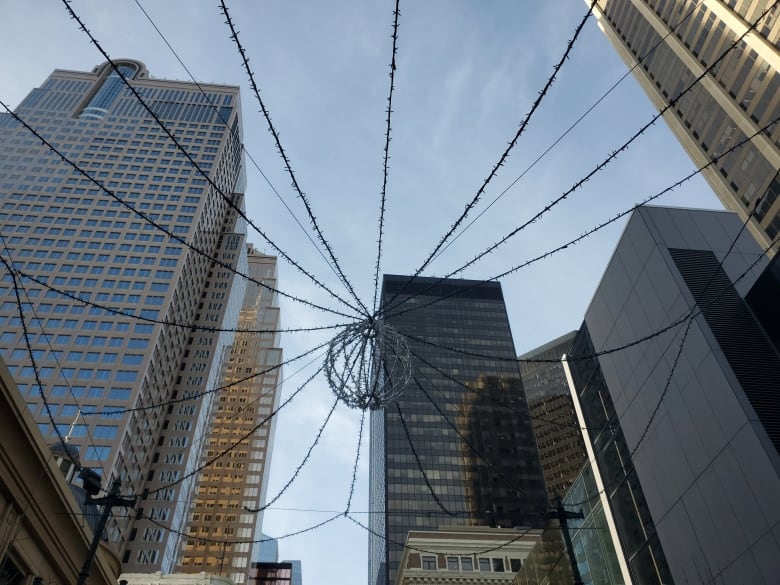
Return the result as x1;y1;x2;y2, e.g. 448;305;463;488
324;320;412;410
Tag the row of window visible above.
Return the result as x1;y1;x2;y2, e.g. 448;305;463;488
6;191;200;205
16;365;137;382
420;555;521;573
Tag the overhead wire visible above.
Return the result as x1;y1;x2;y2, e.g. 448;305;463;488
219;0;370;317
144;507;342;546
428;0;702;266
381;0;598;312
379;2;777;320
371;0;401;315
55;0;364;319
380;112;780;324
131;0;353;297
346;514;538;557
0;98;358;321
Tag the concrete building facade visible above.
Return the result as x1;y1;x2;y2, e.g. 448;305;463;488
0;60;252;571
589;0;780;249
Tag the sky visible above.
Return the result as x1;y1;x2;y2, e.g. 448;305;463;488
0;1;725;584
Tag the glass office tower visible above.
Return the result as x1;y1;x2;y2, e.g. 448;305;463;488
588;0;780;250
518;331;588;501
369;275;548;585
177;248;282;582
0;60;250;572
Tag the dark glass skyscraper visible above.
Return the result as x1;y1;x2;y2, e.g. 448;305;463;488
369;275;548;585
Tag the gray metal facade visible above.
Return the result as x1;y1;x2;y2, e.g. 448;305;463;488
567;205;780;584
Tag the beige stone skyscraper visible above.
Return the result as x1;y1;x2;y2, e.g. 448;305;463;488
588;0;779;248
177;247;282;583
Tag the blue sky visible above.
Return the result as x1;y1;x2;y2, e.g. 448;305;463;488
0;1;723;584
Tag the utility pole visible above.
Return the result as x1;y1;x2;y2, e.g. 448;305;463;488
546;497;585;585
76;478;135;585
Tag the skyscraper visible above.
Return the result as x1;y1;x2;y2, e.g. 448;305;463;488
564;205;780;583
518;331;587;501
588;0;780;248
177;248;282;581
369;275;548;585
0;60;253;572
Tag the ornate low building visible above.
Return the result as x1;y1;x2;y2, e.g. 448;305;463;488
0;356;120;585
394;526;543;585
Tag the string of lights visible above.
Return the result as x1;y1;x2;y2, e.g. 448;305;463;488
244;397;339;514
56;0;365;319
0;98;359;321
144;364;322;498
12;264;350;336
131;0;357;296
219;0;370;317
428;0;703;266
381;0;597;312
380;113;779;323
0;255;68;451
346;514;538;557
151;350;324;477
142;508;342;546
6;2;775;576
372;0;402;315
344;409;367;515
0;233;109;479
91;341;328;419
379;3;776;320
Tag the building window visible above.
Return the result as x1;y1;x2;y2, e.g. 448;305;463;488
422;556;437;570
447;556;459;571
461;557;473;571
479;558;491;572
492;558;505;572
